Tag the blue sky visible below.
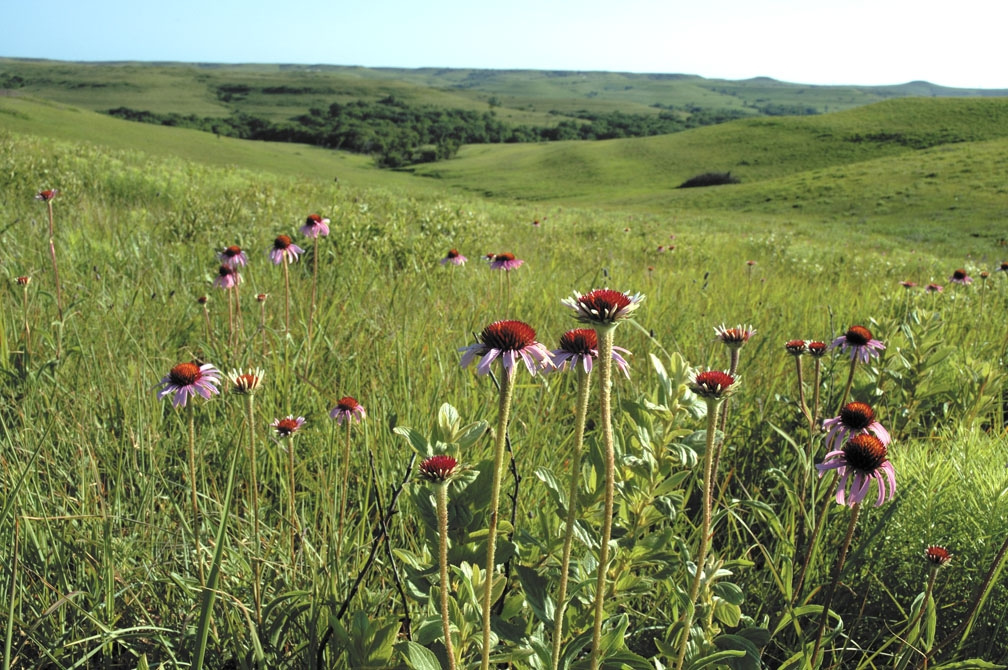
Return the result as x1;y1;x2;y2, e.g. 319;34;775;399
3;0;1005;89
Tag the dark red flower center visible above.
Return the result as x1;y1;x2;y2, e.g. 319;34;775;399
275;417;301;436
218;265;236;277
419;454;459;481
223;245;242;257
494;252;515;262
447;249;460;258
842;433;887;472
1001;262;1008;271
36;189;58;201
197;295;208;304
952;269;968;280
336;396;360;412
924;545;952;566
234;373;259;390
839;401;876;430
274;235;292;250
578;289;631;313
694;370;735;392
169;362;201;386
720;328;749;343
844;325;873;346
306;213;323;224
559;329;597;356
785;339;806;354
480;320;537;351
926;283;941;291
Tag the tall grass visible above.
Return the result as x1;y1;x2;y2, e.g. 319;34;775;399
1;127;1006;668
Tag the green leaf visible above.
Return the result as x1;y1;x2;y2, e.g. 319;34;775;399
516;564;554;626
400;640;442;670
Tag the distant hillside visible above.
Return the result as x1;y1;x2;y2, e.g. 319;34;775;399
3;58;1008;168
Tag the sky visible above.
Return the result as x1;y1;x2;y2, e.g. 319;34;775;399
3;0;1006;89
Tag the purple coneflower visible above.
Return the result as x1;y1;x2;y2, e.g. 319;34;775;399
227;368;264;395
806;341;828;358
330;396;366;424
157;362;222;408
440;249;467;266
689;369;739;400
823;401;891;452
214;265;241;289
219;245;247;268
270;234;304;265
551;328;630;377
924;545;952;567
816;433;896;507
35;189;58;202
950;268;973;285
271;415;305;437
301;213;330;239
926;283;944;293
460;320;553;377
562;288;644;327
785;339;807;356
489;252;524;271
715;323;755;350
999;261;1008;273
830;325;885;363
418;454;460;483
900;280;917;289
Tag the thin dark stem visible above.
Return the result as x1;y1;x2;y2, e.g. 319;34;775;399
46;201;64;322
282;257;291;337
811;503;861;667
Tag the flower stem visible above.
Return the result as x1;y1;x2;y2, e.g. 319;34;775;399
337;420;353;561
811;502;861;667
480;367;517;670
245;393;262;629
673;398;723;670
552;366;592;670
46;200;64;323
435;482;458;670
20;283;31;359
287;435;299;574
309;236;319;342
187;408;205;587
589;327;616;670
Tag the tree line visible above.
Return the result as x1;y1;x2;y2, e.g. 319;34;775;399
106;95;753;167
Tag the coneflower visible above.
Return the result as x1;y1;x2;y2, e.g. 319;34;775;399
460;320;552;670
561;289;643;670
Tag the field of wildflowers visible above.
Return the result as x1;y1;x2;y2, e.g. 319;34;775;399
1;129;1007;669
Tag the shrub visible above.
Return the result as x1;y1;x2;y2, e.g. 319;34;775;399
678;171;741;188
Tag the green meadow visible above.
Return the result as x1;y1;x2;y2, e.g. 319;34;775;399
1;62;1007;669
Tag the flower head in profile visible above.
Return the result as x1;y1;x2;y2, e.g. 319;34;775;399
227;368;264;395
270;234;304;265
551;328;630;377
785;339;807;356
900;280;917;289
999;261;1008;273
256;293;268;303
950;269;973;285
806;341;829;358
830;325;885;363
35;189;59;202
816;433;896;507
214;265;241;290
271;415;305;437
689;370;738;401
14;276;31;287
459;320;553;377
418;454;461;483
715;323;756;350
489;253;524;271
441;249;467;266
924;545;952;568
330;396;366;424
562;288;644;327
926;283;944;293
301;213;330;239
218;245;247;268
823;401;891;452
157;362;222;408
